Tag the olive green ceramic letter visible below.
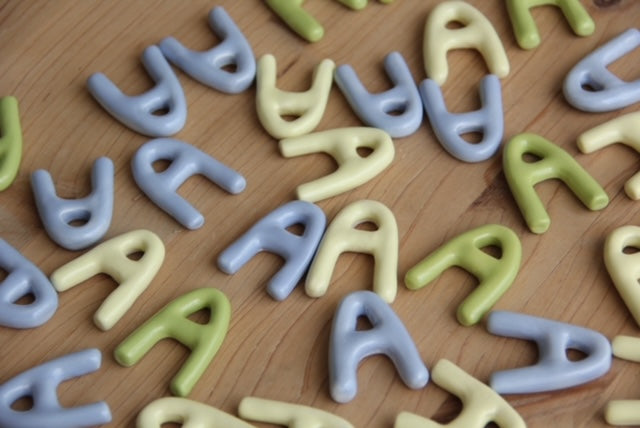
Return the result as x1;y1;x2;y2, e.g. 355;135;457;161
265;0;324;42
405;224;521;326
115;288;231;397
506;0;594;50
0;96;22;191
503;133;608;234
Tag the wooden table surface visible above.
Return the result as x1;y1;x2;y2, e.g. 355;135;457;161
1;1;640;427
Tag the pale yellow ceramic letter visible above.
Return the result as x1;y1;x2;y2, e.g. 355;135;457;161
604;225;640;328
239;396;354;428
305;199;398;302
395;359;526;428
137;397;254;428
51;229;164;331
612;335;640;363
256;54;335;139
279;127;394;202
605;336;640;425
578;111;640;200
423;1;509;85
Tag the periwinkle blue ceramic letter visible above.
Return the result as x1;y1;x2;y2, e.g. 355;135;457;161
329;290;429;403
31;157;114;251
87;45;187;137
0;239;57;329
420;75;503;162
564;28;640;112
132;138;246;230
334;52;422;138
217;200;326;301
487;311;611;394
0;349;112;428
159;6;256;94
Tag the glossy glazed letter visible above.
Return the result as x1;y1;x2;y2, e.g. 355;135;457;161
503;133;608;234
31;157;114;250
115;287;231;397
395;359;525;428
50;229;165;331
306;199;398;302
487;311;611;394
218;200;326;301
405;224;521;326
87;46;187;137
329;291;429;403
280;127;394;202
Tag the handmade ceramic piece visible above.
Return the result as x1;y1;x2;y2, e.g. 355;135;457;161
239;397;354;428
578;112;640;200
420;75;503;162
306;199;398;302
50;229;165;331
611;335;640;363
31;157;114;251
395;359;525;428
279;127;394;202
0;239;57;329
87;45;187;137
335;51;423;138
423;1;509;85
505;0;594;50
218;200;326;301
503;133;608;234
265;0;325;42
487;311;612;394
564;28;640;112
115;287;231;397
256;54;334;139
405;224;521;326
0;349;111;428
329;291;429;403
137;397;254;428
132;138;246;230
0;96;22;191
604;225;640;328
605;400;640;427
160;6;256;94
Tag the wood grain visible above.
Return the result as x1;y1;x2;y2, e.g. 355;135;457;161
0;0;639;426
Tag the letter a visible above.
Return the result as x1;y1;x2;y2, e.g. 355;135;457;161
306;199;398;302
423;1;509;85
0;349;111;428
87;46;187;137
487;311;611;394
51;229;165;331
0;239;58;329
137;397;253;428
506;0;594;50
395;359;525;428
604;225;640;328
256;54;334;139
405;224;521;326
503;133;608;234
329;291;429;403
31;156;114;250
280;127;394;202
578;112;640;199
115;287;231;397
217;200;326;301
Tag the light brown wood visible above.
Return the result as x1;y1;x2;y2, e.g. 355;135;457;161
1;0;639;426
